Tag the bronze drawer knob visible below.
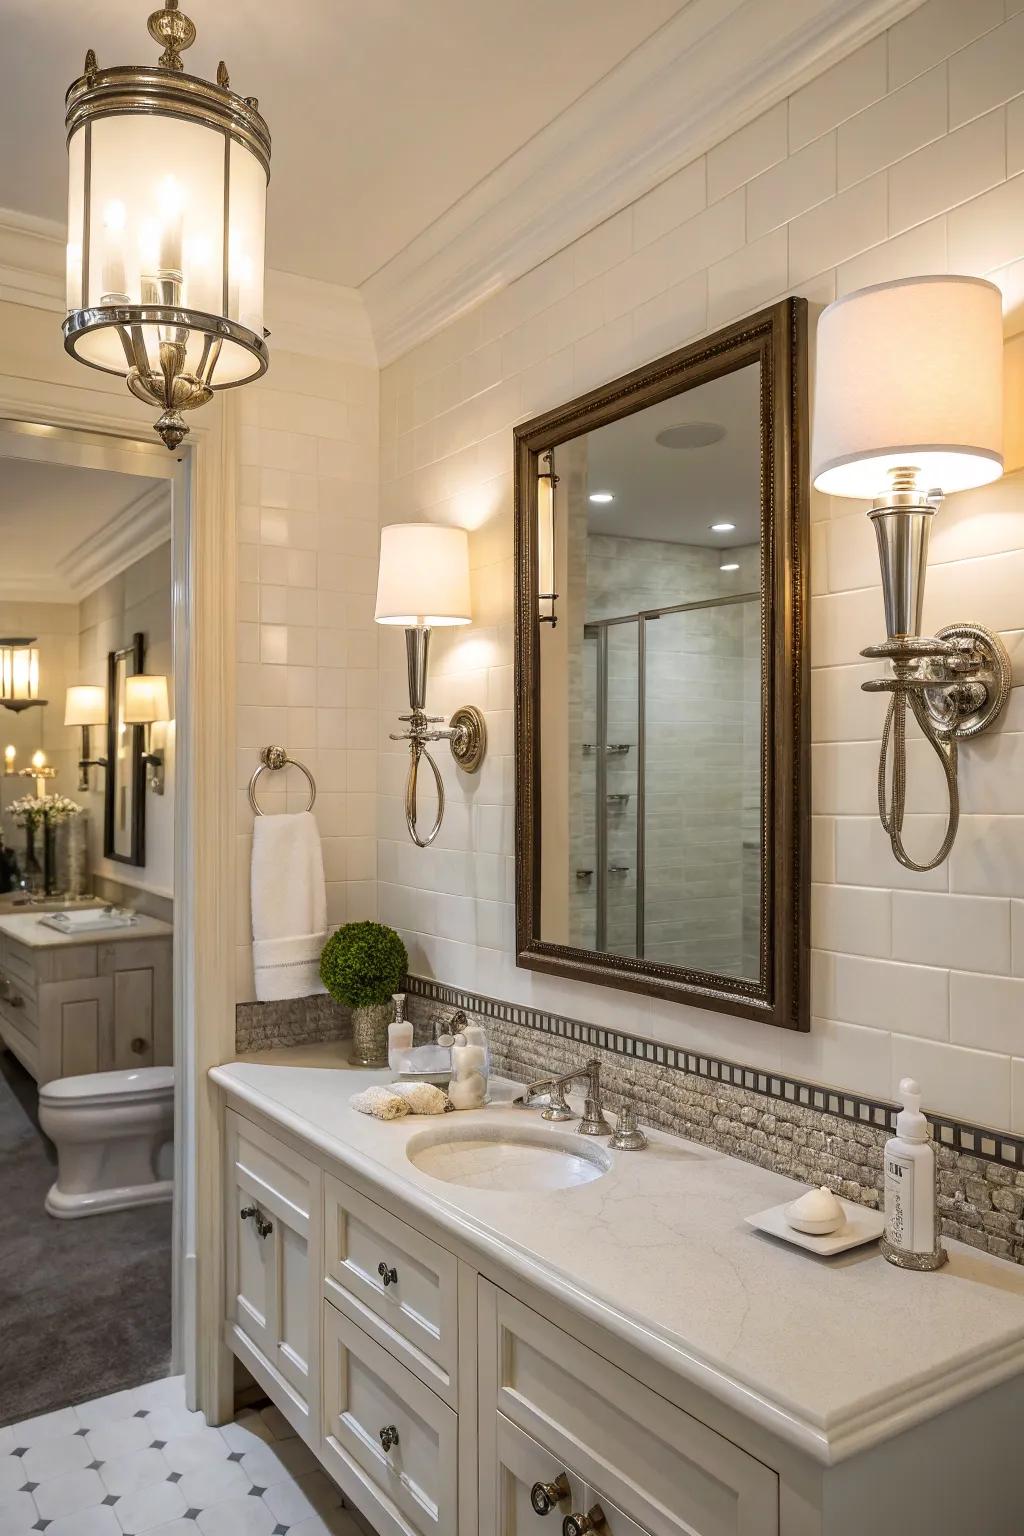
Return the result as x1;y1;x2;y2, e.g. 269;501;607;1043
530;1474;570;1515
378;1260;398;1287
563;1506;605;1536
379;1424;399;1452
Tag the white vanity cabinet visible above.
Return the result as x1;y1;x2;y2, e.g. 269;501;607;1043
214;1077;1024;1536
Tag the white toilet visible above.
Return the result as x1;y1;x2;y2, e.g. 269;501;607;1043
38;1066;175;1219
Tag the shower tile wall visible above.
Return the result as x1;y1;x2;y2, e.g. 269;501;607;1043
569;534;760;975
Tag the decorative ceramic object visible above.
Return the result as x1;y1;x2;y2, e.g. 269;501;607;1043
785;1185;845;1235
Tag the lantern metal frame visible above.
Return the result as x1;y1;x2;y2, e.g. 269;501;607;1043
63;3;271;450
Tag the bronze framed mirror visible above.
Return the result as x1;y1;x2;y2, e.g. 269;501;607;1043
105;631;146;867
514;298;809;1030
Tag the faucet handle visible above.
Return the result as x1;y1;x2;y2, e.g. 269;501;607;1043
610;1103;647;1150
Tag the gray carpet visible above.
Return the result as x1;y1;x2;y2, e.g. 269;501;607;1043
0;1048;173;1427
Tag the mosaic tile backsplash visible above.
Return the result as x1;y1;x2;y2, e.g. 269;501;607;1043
236;978;1024;1267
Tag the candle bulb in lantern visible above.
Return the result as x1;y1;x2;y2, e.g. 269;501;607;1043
100;199;127;301
4;745;14;776
156;175;185;275
31;749;47;800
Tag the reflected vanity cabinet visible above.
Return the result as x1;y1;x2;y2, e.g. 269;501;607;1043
0;923;172;1085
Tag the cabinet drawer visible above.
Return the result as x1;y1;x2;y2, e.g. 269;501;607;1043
479;1283;778;1536
324;1173;459;1405
322;1298;458;1536
0;1010;39;1079
224;1111;321;1445
1;940;36;991
483;1412;589;1535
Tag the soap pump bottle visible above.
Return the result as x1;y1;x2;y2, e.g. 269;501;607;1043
880;1078;947;1271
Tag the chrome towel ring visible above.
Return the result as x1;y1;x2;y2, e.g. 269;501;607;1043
248;744;317;816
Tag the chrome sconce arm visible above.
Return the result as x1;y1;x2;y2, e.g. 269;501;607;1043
858;473;1010;873
389;628;486;849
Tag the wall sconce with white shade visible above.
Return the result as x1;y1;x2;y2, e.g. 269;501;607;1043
537;451;559;626
65;685;108;790
0;640;44;712
125;674;171;794
812;275;1009;871
62;2;270;450
374;523;487;848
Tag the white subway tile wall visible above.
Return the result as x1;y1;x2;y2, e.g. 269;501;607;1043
235;352;379;1001
375;3;1024;1134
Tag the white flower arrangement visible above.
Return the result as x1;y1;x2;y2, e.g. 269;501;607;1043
6;793;84;829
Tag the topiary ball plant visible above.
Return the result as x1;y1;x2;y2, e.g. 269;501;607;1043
320;921;408;1010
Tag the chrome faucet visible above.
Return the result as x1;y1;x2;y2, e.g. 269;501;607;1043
513;1058;612;1136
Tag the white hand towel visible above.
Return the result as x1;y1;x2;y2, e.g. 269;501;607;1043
251;810;327;1002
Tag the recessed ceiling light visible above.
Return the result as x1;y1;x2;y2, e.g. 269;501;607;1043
720;562;740;572
655;422;727;450
709;521;736;532
589;491;615;504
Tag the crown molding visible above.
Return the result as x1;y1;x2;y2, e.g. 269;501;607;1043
361;0;920;365
0;211;376;366
55;480;172;600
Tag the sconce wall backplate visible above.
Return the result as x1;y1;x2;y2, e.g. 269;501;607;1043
449;705;487;773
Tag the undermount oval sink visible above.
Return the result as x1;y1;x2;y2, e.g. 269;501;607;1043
405;1121;611;1191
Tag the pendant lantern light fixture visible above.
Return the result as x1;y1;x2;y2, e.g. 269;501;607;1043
63;2;271;450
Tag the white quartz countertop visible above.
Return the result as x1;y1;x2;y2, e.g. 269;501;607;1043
211;1055;1024;1466
0;912;173;947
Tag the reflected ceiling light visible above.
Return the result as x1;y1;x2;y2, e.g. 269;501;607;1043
0;640;44;712
709;521;736;532
720;562;740;572
63;2;271;450
588;491;615;504
655;422;726;450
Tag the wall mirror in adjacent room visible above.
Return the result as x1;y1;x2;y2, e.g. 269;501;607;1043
514;298;810;1030
106;632;145;866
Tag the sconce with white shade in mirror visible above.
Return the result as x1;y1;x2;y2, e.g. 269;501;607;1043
65;685;108;790
811;275;1009;871
125;674;171;794
537;451;558;626
374;523;487;848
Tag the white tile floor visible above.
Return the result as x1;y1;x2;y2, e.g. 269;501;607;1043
0;1377;362;1536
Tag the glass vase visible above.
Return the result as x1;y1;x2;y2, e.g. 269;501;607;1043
348;1002;393;1067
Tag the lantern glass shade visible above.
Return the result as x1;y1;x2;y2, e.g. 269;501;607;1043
374;524;472;627
811;276;1004;499
65;684;107;727
66;113;267;387
0;643;41;706
125;674;170;725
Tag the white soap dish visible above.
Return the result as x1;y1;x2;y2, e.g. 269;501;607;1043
746;1198;885;1256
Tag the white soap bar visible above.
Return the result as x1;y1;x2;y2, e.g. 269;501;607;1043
785;1185;845;1234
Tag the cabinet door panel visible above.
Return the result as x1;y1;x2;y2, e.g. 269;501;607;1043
224;1110;321;1445
112;968;154;1067
38;977;113;1084
322;1299;457;1536
479;1281;778;1536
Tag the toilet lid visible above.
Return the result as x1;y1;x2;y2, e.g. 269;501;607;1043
41;1065;175;1105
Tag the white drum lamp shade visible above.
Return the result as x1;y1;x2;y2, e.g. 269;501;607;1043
811;276;1004;499
374;524;472;627
64;685;107;727
125;674;170;724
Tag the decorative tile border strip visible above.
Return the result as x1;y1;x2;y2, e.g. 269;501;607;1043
405;974;1024;1174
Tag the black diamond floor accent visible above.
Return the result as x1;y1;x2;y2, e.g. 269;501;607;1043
87;1460;103;1471
150;1439;167;1450
167;1472;182;1483
133;1409;150;1418
33;1523;50;1533
273;1526;289;1535
184;1510;201;1521
249;1485;266;1496
20;1483;38;1494
102;1494;119;1506
227;1451;245;1462
74;1427;90;1437
12;1448;26;1457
